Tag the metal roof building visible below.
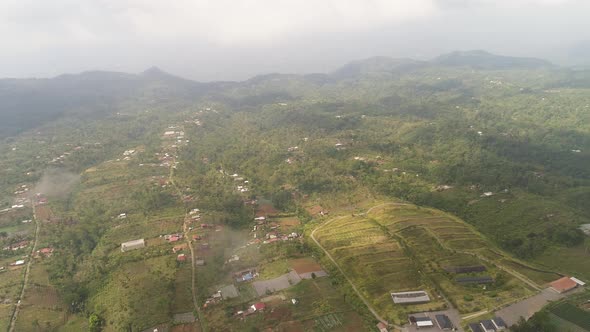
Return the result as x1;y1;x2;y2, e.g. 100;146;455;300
121;238;145;252
391;291;430;304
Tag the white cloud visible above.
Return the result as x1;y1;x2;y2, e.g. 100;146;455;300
1;0;439;51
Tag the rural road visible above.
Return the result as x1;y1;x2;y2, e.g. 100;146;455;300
310;203;405;329
8;201;41;332
168;141;207;332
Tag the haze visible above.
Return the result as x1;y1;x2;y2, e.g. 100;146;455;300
2;0;590;81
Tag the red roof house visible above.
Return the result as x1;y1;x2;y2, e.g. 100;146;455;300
251;302;266;311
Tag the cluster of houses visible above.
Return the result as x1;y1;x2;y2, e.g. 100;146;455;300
231;173;250;193
163;126;189;145
248;216;300;246
2;240;29;251
121;149;136;161
164;233;184;243
235;268;258;283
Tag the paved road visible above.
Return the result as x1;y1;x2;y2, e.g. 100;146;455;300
8;202;41;332
495;287;584;326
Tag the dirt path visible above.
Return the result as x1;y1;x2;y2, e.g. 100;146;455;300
8;203;41;332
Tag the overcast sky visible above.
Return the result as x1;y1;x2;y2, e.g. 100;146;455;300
2;0;590;81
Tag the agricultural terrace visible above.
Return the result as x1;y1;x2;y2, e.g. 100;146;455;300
313;214;446;324
315;203;537;324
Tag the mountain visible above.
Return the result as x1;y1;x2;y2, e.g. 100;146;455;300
432;50;553;69
0;68;218;139
330;56;426;79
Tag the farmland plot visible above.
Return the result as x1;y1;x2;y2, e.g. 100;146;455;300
315;203;535;322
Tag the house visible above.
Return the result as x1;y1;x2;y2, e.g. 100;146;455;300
492;317;507;330
200;243;210;250
391;291;430;304
570;277;586;287
11;260;25;266
480;319;496;332
192;234;201;241
4;240;30;251
435;314;453;330
121;239;145;252
376;322;388;332
177;254;187;262
549;276;579;293
414;317;433;328
456;276;494;284
468;323;484;332
250;302;266;312
168;235;181;242
36;247;54;257
444;265;486;274
195;259;205;266
172;244;187;253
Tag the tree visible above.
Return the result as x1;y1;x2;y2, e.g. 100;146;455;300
88;313;103;332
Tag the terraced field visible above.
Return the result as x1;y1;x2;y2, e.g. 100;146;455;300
314;215;446;324
314;203;537;324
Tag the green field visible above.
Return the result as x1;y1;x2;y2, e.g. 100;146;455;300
549;302;590;330
314;203;535;324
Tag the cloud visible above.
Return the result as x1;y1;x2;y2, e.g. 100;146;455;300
0;0;589;79
1;0;439;50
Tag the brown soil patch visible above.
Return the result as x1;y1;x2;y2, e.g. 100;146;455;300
257;203;279;217
23;285;61;308
277;321;304;332
289;258;322;275
35;205;53;222
171;323;201;332
306;205;323;216
278;218;300;229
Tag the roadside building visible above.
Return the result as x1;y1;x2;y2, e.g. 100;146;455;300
456;276;494;284
480;319;496;332
492;317;507;330
250;302;266;312
414;317;433;328
376;322;388;332
435;314;453;330
549;276;579;293
391;291;430;304
121;239;145;252
468;323;484;332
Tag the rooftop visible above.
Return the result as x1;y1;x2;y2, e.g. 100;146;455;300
550;276;578;292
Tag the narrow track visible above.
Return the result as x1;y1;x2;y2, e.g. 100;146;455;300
8;203;40;332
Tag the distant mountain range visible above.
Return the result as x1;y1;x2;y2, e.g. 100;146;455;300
0;50;561;139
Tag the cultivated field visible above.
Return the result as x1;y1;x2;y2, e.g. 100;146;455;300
314;203;535;324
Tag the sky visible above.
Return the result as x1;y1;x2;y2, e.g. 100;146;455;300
1;0;590;81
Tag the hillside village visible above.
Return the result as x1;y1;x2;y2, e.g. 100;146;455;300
0;52;590;332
